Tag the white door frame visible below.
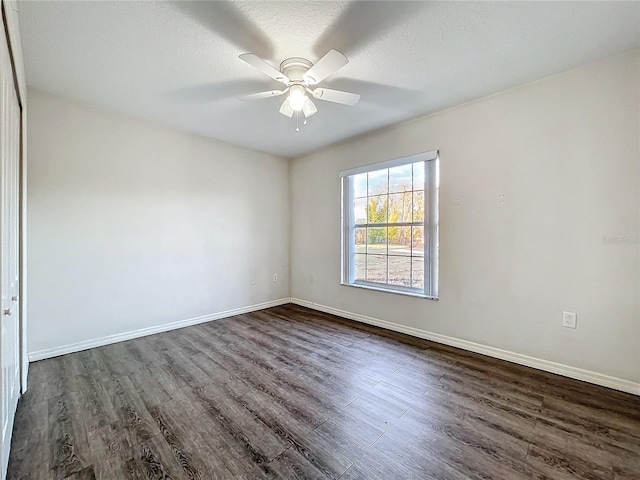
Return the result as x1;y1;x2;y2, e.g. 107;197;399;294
1;0;28;394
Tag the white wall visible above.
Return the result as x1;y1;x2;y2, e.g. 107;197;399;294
27;88;290;355
290;51;640;385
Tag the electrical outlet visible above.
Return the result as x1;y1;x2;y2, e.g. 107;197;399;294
498;193;505;204
562;311;577;329
453;197;461;206
273;273;278;282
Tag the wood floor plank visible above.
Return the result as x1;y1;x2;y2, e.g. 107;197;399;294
543;394;640;437
614;466;640;480
428;376;539;430
185;411;279;479
148;400;234;479
42;356;77;401
6;399;48;480
64;467;97;480
526;444;614;480
122;337;169;366
239;387;353;478
127;365;180;409
192;382;291;462
440;363;545;408
268;447;329;480
223;324;313;372
371;428;472;480
87;422;138;480
66;349;104;378
72;372;119;432
344;381;413;424
313;406;425;480
379;394;539;479
315;409;385;447
9;304;639;479
104;376;161;447
127;434;188;480
158;348;213;389
609;428;640;456
48;393;92;479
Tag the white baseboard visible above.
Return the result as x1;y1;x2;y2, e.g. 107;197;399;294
29;296;640;396
28;298;292;362
291;297;640;396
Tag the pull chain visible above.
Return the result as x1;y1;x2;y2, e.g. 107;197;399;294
296;111;300;132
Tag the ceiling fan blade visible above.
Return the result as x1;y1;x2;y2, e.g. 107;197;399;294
303;49;349;85
239;53;290;85
302;98;317;118
174;2;275;59
237;89;287;101
279;98;294;118
311;88;360;106
313;3;424;58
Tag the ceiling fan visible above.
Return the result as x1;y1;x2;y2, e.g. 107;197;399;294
237;49;360;130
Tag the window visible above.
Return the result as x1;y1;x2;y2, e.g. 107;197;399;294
341;150;439;298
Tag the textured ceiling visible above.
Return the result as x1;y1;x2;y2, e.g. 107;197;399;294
18;1;640;158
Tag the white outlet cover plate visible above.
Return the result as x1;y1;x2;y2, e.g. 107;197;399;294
562;311;577;329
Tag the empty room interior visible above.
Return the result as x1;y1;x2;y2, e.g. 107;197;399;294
0;0;639;479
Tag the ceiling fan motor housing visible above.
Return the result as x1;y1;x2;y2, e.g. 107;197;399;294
280;57;313;83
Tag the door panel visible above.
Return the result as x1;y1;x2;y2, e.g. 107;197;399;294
0;5;21;477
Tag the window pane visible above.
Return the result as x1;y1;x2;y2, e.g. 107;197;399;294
354;228;366;253
388;226;411;255
367;195;388;224
367;227;387;254
342;154;437;297
353;198;367;224
411;257;424;289
388;255;411;287
389;164;413;193
412;226;424;256
367;254;387;283
353;173;367;198
413;191;424;222
354;253;366;282
368;169;388;196
388;192;412;223
413;161;425;190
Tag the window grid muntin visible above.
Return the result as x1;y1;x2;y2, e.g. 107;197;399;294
352;160;425;291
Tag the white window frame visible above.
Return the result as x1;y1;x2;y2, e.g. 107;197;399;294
340;150;439;299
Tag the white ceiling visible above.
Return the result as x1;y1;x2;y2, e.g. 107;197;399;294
18;1;640;158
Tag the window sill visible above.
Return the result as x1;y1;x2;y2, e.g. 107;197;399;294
340;281;438;300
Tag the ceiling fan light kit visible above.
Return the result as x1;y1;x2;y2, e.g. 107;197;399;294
238;49;361;132
287;84;307;111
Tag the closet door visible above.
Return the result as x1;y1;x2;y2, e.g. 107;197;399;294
0;6;21;476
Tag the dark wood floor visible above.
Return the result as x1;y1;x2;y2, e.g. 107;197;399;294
8;304;640;479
